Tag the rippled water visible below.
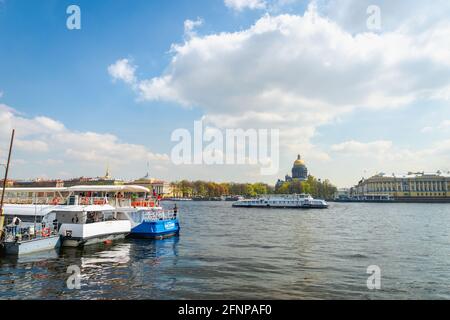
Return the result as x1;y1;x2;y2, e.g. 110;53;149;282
1;201;450;299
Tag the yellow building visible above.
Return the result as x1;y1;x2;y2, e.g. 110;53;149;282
126;177;173;197
351;171;450;202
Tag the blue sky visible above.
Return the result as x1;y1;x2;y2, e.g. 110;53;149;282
1;0;450;187
0;0;292;150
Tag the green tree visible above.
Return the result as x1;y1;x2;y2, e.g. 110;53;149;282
243;184;256;197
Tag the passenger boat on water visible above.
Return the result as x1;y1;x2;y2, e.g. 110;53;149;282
1;221;61;256
0;130;60;256
232;194;329;209
55;205;131;247
127;208;180;239
1;185;181;247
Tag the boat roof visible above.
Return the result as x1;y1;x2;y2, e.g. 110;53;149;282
4;185;150;193
67;185;150;193
3;204;59;217
53;204;117;212
2;204;118;216
5;187;67;193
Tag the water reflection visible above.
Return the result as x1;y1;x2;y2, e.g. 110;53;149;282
57;238;181;299
1;249;60;266
80;243;132;267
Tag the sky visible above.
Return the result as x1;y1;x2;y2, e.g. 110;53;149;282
0;0;450;187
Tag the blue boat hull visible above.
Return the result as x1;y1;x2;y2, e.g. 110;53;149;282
129;219;180;239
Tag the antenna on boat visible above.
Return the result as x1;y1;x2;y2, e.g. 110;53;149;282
145;161;150;179
0;129;15;240
34;192;37;235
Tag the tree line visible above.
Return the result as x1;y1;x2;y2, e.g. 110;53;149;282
170;176;337;200
274;176;337;200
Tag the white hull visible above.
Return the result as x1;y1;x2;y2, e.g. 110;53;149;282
62;233;127;247
59;220;131;247
3;235;61;256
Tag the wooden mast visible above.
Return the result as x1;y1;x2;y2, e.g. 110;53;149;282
0;129;15;240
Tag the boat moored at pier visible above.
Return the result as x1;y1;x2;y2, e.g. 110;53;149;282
56;205;132;247
127;208;180;239
1;185;176;248
233;194;329;209
1;222;61;256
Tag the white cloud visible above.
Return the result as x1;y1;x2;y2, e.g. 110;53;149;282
105;2;450;185
420;120;450;133
111;5;450;168
316;0;450;34
60;131;169;164
0;104;169;179
224;0;267;11
331;140;393;155
108;58;136;84
421;126;434;134
15;139;49;152
332;139;450;166
37;159;64;166
329;139;450;184
184;18;203;38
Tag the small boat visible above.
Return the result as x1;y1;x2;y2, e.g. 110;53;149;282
127;208;180;239
162;197;192;202
0;130;60;256
1;223;61;256
232;194;329;209
224;195;244;202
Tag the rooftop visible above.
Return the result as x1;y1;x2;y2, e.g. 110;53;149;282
370;171;450;179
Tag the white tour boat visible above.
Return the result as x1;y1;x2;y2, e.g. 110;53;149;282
232;194;329;209
1;185;157;247
55;204;131;247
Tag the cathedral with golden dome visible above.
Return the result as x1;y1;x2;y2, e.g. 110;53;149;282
276;155;309;188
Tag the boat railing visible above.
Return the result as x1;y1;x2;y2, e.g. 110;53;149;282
77;197;132;207
3;196;65;205
142;210;178;222
78;196;108;206
2;196;159;208
244;194;313;200
131;199;158;208
3;224;58;243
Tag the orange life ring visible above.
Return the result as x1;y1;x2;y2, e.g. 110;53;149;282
94;199;106;205
52;197;59;205
42;227;51;237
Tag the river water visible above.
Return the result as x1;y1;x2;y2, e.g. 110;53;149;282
0;201;449;300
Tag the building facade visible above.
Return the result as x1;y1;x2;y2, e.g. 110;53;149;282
126;177;173;197
350;171;450;202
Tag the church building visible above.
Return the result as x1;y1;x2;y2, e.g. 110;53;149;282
276;155;309;189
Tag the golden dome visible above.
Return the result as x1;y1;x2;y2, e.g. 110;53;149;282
293;155;305;166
